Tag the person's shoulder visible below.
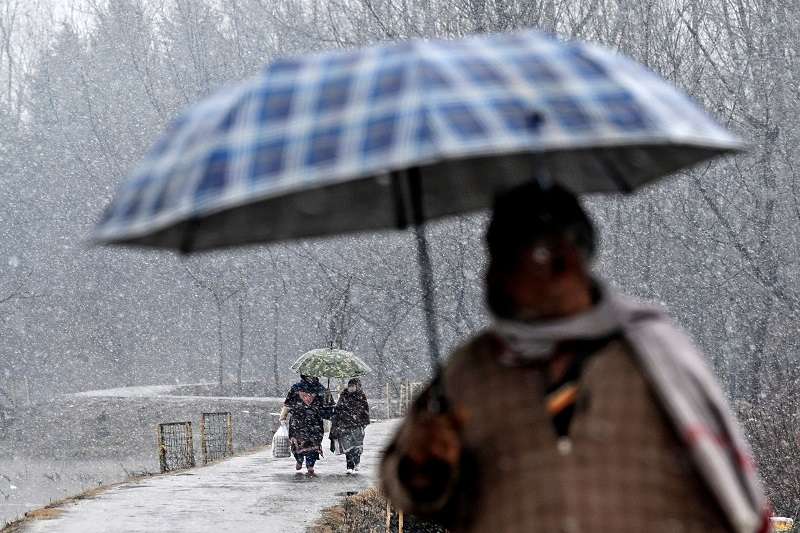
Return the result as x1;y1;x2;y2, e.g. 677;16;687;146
620;302;713;373
446;330;504;371
621;300;695;347
439;331;505;398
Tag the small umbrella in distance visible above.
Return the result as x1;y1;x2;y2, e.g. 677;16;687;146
291;348;372;379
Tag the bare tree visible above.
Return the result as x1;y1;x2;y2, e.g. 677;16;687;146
183;263;247;392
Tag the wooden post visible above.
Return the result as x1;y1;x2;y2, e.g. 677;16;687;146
157;425;167;474
186;421;196;467
398;511;404;533
226;412;234;456
385;500;392;533
385;383;390;418
200;413;208;465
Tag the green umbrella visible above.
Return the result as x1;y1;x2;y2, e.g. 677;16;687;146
291;348;371;379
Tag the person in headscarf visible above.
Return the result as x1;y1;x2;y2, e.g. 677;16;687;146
330;378;370;474
380;182;770;533
280;374;328;476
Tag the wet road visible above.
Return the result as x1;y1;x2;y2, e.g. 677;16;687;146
19;420;398;533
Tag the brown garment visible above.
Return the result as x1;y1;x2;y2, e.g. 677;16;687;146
381;334;731;533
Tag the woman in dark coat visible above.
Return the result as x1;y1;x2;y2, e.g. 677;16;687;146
280;375;329;476
330;378;370;473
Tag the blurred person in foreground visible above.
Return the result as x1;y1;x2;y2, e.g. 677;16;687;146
280;374;329;476
330;377;371;474
380;182;770;533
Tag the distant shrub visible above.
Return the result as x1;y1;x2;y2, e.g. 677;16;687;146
310;488;445;533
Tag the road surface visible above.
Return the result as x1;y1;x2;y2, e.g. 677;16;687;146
17;420;398;533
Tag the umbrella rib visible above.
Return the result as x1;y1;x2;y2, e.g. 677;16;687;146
596;150;633;194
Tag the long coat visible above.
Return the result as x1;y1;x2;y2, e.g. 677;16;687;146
330;389;370;453
381;334;736;533
284;379;328;452
331;390;370;434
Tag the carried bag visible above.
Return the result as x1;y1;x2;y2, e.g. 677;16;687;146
271;424;291;458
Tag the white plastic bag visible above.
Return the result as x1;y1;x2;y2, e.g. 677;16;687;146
331;438;344;455
271;424;291;458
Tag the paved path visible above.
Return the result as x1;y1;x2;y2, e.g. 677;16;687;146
19;420;398;533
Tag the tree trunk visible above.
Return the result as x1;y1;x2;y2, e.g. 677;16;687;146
217;299;224;394
272;294;281;396
748;296;774;405
236;300;244;396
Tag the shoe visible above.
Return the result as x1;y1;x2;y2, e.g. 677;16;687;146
295;462;303;471
346;468;354;475
353;465;360;472
306;468;316;477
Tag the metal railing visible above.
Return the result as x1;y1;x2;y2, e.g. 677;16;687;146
157;421;195;473
200;411;233;464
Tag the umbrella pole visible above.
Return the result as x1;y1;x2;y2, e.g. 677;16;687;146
407;167;448;413
411;223;442;369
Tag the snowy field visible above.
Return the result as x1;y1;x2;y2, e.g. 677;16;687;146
0;456;149;525
0;387;285;525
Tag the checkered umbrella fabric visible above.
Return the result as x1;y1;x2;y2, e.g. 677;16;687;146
93;29;743;251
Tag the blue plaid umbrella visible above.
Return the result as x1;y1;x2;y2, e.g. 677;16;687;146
93;29;743;384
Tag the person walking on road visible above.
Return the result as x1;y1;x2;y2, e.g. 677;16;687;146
380;182;769;533
280;374;329;476
330;378;370;474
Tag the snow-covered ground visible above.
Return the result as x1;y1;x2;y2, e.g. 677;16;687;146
71;381;286;402
71;384;184;398
0;390;284;525
17;420;398;533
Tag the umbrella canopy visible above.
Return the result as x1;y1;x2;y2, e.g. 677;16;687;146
92;28;742;251
291;348;372;379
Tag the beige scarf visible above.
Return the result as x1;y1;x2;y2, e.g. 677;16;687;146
492;285;770;533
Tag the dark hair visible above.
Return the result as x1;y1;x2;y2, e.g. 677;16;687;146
347;378;362;389
486;181;596;260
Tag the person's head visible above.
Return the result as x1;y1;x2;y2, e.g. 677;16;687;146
485;181;596;321
347;378;362;393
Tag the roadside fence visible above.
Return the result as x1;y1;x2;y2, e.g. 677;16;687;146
200;411;234;464
157;421;195;473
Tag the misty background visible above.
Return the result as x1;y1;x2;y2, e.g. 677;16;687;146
0;0;798;516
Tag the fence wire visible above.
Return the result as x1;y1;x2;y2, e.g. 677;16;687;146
201;412;233;464
158;421;195;473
